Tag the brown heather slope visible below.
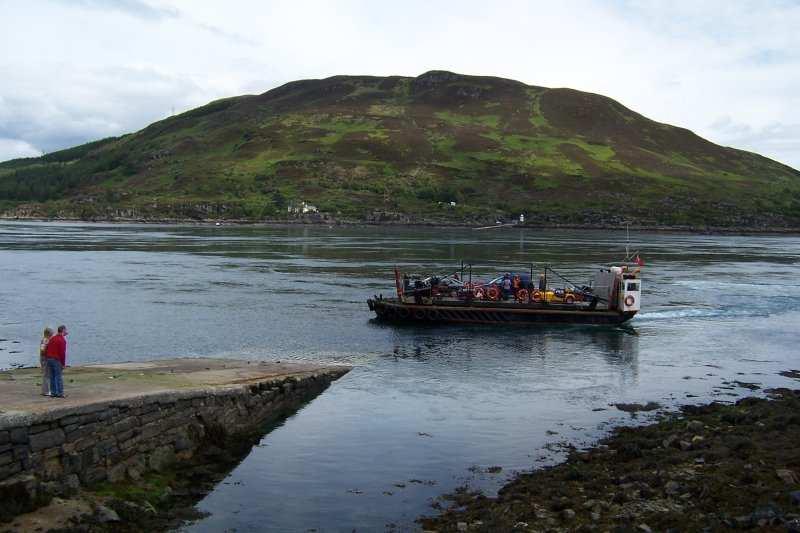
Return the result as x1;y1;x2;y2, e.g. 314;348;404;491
1;71;799;227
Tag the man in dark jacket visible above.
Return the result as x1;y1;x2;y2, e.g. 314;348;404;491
44;325;67;398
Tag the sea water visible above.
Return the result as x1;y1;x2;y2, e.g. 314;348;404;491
0;222;798;531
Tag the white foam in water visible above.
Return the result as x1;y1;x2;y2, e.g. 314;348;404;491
634;308;737;321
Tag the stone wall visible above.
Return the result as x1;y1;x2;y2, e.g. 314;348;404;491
0;369;348;507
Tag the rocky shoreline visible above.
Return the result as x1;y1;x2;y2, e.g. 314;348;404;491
419;384;800;532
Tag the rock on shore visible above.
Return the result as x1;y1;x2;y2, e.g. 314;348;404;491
420;388;800;532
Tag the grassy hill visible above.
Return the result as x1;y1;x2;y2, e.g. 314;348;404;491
2;70;799;227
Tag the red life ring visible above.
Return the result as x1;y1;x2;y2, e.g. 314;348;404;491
487;285;500;301
516;288;529;303
565;294;575;304
474;287;485;299
532;290;542;302
624;295;635;306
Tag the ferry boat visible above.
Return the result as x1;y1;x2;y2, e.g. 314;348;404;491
367;261;642;326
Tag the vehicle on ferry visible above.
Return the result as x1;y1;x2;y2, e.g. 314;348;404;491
367;259;643;325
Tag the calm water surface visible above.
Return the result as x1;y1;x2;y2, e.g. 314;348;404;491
1;222;799;532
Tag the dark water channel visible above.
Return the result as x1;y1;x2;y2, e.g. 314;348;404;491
1;222;799;532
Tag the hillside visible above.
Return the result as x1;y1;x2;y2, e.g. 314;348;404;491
1;70;799;227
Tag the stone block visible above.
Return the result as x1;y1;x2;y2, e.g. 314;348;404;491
173;433;194;453
119;434;142;451
0;444;11;455
136;403;158;415
111;416;137;434
64;474;81;494
0;451;13;467
0;460;22;480
140;423;163;440
70;411;101;425
105;447;130;467
155;414;180;430
107;462;128;483
59;414;82;427
13;445;29;460
72;436;96;452
42;457;63;480
10;428;28;445
148;446;176;472
139;410;162;425
29;428;65;452
40;480;64;498
65;448;96;475
42;447;62;460
24;451;43;471
137;441;156;454
95;438;117;457
117;429;135;443
0;431;8;445
65;424;96;443
80;466;106;485
29;423;52;435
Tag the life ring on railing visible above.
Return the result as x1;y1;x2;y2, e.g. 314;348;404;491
565;294;575;304
487;285;500;301
532;290;542;302
474;287;485;299
516;288;529;303
624;295;635;307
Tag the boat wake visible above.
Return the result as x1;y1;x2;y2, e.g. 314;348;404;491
634;307;756;322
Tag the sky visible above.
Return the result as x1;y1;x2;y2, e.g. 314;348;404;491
1;0;799;169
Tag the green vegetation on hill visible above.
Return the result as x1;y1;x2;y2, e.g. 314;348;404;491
2;71;799;226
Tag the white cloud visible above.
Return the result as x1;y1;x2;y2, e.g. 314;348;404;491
709;117;800;167
0;0;799;169
0;138;43;161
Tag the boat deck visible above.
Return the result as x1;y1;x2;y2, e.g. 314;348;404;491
368;297;635;325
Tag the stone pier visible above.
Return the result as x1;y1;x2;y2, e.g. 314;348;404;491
0;358;350;518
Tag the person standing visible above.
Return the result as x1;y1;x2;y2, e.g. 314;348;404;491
39;327;54;396
512;274;521;298
501;273;513;300
44;325;68;398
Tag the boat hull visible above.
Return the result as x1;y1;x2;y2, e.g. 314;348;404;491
367;298;636;325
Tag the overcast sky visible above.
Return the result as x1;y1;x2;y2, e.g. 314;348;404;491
1;0;799;169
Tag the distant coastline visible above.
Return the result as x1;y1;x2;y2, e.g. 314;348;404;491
2;214;799;235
